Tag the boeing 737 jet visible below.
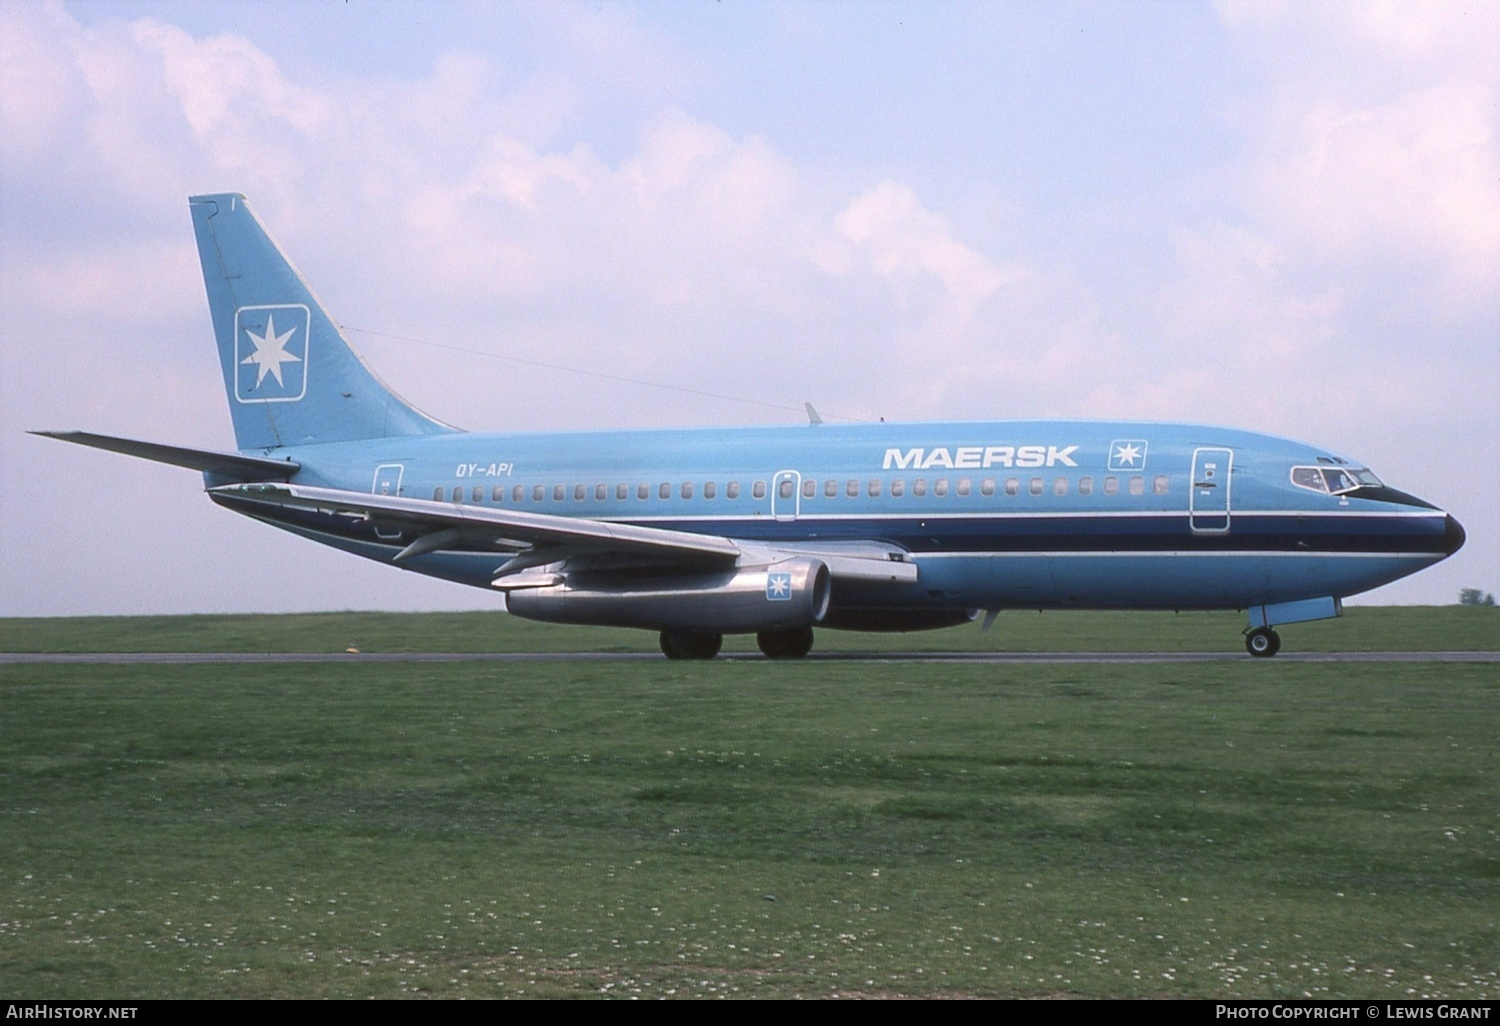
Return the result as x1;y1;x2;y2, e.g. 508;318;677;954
37;194;1465;658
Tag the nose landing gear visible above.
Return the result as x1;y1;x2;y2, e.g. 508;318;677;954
1244;626;1281;658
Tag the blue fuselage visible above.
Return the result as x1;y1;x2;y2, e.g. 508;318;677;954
216;419;1463;620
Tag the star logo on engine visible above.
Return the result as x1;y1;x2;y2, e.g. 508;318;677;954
766;572;793;601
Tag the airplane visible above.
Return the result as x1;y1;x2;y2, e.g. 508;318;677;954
36;193;1465;659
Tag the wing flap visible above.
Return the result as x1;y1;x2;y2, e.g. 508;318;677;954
756;540;920;583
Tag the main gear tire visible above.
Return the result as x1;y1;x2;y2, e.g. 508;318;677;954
757;626;815;659
660;630;723;660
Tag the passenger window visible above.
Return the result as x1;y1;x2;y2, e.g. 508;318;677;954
596;484;607;501
981;478;995;497
846;479;859;497
727;481;740;499
553;485;565;501
492;485;505;502
779;479;794;499
891;479;905;497
617;484;628;501
1054;477;1068;496
513;485;524;503
1029;477;1043;496
803;479;816;499
913;478;927;497
934;479;949;497
753;481;766;499
1078;476;1093;496
681;482;693;500
956;478;971;497
1005;478;1019;496
1103;476;1119;496
704;481;716;500
1129;475;1145;495
432;486;444;501
638;483;649;500
825;479;838;498
573;484;585;501
533;485;545;502
1154;475;1169;495
453;486;466;503
868;479;881;497
473;486;484;503
659;483;671;500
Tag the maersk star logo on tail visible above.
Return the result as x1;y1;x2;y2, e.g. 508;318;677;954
234;304;309;403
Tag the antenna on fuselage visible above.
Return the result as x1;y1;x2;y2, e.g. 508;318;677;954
804;402;824;425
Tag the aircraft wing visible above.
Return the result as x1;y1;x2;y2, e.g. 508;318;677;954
209;482;916;585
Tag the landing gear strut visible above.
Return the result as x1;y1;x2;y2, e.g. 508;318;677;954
1244;627;1281;658
659;630;722;660
757;626;815;660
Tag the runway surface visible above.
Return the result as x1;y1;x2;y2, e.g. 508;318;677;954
3;651;1496;664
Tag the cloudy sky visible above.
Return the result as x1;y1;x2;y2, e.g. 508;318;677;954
2;0;1495;617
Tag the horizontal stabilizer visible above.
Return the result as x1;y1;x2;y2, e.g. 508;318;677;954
31;431;298;480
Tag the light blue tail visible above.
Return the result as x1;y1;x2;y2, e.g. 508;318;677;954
190;193;455;451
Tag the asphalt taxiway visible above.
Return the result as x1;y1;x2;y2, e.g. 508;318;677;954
2;651;1495;664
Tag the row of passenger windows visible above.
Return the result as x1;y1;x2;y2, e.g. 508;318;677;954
434;475;1170;504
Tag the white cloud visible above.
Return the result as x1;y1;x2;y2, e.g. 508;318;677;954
834;180;1022;331
1256;82;1500;302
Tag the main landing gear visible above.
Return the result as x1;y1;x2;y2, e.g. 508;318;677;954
657;627;817;660
659;630;722;660
1244;627;1282;658
757;626;815;660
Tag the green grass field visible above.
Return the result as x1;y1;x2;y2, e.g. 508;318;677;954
1;609;1495;998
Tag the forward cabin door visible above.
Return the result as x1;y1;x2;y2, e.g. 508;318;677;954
1189;448;1232;533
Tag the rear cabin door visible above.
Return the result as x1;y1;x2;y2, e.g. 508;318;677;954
372;463;406;539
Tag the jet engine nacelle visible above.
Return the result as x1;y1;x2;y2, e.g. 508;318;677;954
506;558;831;634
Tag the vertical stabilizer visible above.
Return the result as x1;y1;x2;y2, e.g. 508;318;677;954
189;193;456;451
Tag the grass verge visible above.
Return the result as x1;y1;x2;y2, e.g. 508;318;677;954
2;658;1495;998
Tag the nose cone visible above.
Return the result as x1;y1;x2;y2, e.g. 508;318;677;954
1443;514;1466;557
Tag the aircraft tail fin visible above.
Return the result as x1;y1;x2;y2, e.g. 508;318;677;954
189;193;456;451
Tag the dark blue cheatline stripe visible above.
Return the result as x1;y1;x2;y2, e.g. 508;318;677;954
623;513;1457;556
234;503;1457;558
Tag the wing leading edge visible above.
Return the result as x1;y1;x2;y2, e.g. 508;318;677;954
208;482;918;586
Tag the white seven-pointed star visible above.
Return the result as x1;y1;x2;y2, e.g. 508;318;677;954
1113;442;1142;466
241;314;301;387
768;574;791;599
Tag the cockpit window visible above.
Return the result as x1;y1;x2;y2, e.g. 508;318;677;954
1291;465;1383;495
